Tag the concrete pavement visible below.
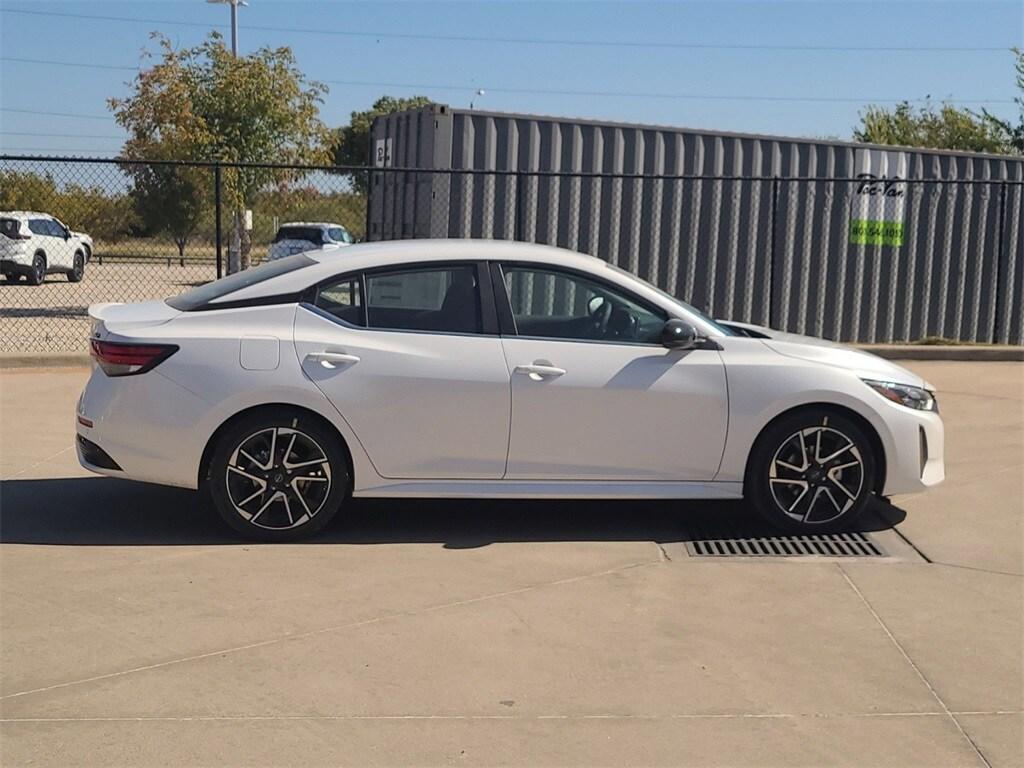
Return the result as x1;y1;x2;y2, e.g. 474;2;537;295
0;362;1021;766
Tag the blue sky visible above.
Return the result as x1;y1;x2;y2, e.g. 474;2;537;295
1;0;1021;157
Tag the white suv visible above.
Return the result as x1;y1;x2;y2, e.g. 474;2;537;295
0;212;92;285
267;222;354;261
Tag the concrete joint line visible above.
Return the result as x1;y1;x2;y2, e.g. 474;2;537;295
2;710;1021;724
0;559;661;703
7;445;72;479
837;564;993;768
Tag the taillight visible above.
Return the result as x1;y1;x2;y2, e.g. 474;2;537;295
90;340;178;376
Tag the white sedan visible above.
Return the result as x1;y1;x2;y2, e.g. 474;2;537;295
77;240;944;541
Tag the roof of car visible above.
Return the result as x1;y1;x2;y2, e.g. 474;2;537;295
306;238;605;271
278;222;348;229
215;239;609;306
0;211;55;219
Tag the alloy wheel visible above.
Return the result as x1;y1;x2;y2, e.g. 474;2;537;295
768;422;864;524
225;426;332;531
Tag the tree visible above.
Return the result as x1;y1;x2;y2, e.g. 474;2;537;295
854;100;1010;154
110;33;332;269
130;165;205;262
0;170;58;211
980;48;1024;154
331;95;433;191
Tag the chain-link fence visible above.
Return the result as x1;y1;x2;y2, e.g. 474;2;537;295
1;155;1021;351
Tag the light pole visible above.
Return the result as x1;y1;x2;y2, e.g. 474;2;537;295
208;0;249;271
206;0;247;57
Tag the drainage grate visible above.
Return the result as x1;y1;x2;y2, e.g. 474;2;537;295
685;529;887;558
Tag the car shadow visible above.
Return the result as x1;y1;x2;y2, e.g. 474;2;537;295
0;476;905;548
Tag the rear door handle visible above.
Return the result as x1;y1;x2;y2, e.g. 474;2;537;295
306;351;360;369
514;363;566;379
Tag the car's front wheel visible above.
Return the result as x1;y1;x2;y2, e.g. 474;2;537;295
67;251;85;282
746;409;877;533
27;253;45;286
207;410;349;541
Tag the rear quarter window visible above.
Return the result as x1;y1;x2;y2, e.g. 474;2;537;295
166;253;315;311
0;219;21;238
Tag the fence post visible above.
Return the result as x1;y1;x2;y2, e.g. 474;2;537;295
214;163;223;279
992;180;1008;343
768;175;780;328
514;172;524;242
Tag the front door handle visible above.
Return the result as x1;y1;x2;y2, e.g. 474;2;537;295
514;362;567;380
306;351;361;369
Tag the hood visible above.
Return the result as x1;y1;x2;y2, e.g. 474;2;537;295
719;320;928;389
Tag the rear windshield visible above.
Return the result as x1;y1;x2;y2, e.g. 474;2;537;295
166;253;315;311
274;226;323;245
0;219;21;238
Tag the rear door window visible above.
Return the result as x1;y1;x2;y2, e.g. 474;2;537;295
364;265;482;334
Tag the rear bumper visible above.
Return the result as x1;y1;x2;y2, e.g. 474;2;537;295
0;256;33;276
76;367;211;489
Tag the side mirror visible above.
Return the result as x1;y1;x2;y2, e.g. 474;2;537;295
660;319;700;349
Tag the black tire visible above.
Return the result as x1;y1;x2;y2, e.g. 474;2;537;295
67;251;85;282
27;253;45;286
207;409;349;542
745;408;877;534
3;273;19;283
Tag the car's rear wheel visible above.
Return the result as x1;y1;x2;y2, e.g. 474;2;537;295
67;251;85;282
27;253;45;286
746;409;876;533
207;410;349;541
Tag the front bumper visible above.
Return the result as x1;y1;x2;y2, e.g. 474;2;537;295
878;402;944;496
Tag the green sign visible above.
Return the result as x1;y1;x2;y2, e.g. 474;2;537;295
849;218;905;246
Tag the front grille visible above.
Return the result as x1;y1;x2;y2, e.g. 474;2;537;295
685;529;886;558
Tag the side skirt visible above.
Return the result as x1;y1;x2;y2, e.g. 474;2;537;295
353;480;745;500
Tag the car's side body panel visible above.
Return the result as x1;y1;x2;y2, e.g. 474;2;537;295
81;304;383;491
500;337;728;480
293;305;512;479
712;336;944;495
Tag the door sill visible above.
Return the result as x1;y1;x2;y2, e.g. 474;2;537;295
354;479;743;500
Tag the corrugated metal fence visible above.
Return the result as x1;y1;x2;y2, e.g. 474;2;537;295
370;107;1024;344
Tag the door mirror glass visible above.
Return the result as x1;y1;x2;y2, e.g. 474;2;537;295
660;319;699;349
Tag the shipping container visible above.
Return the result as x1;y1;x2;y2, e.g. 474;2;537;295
369;104;1024;344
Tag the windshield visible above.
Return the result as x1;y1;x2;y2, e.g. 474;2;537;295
605;263;736;336
166;253;315;311
327;227;353;244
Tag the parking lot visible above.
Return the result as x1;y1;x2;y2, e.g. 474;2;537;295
0;261;215;353
0;360;1021;766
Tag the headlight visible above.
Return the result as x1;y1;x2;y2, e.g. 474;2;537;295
862;379;938;412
